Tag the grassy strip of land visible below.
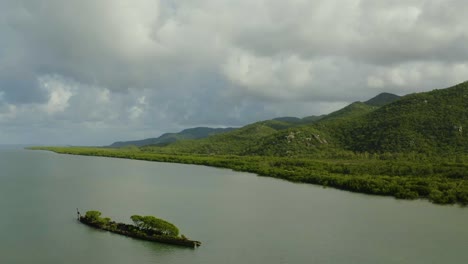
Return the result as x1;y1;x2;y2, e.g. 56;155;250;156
29;146;468;205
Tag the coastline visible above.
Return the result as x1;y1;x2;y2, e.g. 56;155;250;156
29;146;468;206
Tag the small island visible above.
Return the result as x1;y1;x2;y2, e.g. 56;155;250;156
78;210;201;248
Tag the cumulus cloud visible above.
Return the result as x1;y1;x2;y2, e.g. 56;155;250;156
0;0;467;144
38;76;74;114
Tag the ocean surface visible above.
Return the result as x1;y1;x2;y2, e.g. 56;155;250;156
1;147;467;263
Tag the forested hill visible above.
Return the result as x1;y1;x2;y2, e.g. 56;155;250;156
110;116;323;150
334;81;468;153
109;92;397;150
273;115;325;124
364;92;401;106
109;127;235;147
142;120;299;155
121;82;467;155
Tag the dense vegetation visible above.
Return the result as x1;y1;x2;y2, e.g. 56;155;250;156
83;210;179;237
328;83;468;153
130;214;179;237
29;82;468;206
79;210;200;247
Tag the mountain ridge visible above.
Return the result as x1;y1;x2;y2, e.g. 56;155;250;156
111;92;399;149
109;127;235;148
142;83;466;155
364;92;401;106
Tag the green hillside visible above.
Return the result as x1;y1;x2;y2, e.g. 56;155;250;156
301;115;325;123
145;82;466;156
151;97;385;156
364;92;401;106
335;82;467;153
244;126;334;156
144;120;294;155
317;92;399;123
234;101;377;157
272;116;303;123
273;115;325;124
109;127;235;147
111;114;324;150
316;102;376;123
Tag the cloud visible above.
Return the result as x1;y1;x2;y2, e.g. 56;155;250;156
0;0;467;144
223;50;315;99
38;75;74;114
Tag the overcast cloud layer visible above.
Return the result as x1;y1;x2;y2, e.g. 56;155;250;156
1;0;468;145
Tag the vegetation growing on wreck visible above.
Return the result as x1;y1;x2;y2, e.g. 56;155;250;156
79;210;200;248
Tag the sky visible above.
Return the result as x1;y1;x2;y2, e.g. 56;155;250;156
1;0;468;145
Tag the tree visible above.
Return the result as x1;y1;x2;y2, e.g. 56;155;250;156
130;214;179;237
84;210;111;226
131;215;146;229
85;211;102;222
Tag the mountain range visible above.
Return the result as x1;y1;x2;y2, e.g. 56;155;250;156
109;127;235;147
112;81;467;155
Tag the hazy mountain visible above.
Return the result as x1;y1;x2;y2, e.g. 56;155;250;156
109;127;235;147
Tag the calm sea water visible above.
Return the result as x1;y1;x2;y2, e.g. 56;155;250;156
0;148;467;263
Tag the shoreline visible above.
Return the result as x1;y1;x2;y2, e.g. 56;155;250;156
29;146;468;206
